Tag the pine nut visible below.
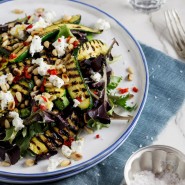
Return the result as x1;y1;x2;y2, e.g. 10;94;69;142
12;9;24;14
33;68;38;75
63;15;72;21
5;46;13;51
70;152;82;161
69;37;76;44
25;159;35;167
68;44;73;50
20;104;25;108
4;119;10;129
127;67;134;74
25;35;32;43
33;86;38;91
7;73;14;84
2;40;10;47
13;68;22;76
25;100;29;106
127;74;133;81
8;101;15;110
5;83;10;90
52;109;59;115
55;59;61;65
28;66;34;73
1;161;11;167
15;92;22;102
33;76;38;82
60;159;71;167
36;8;45;14
36;79;42;87
1;33;8;37
52;49;58;56
2;35;8;41
12;43;20;49
45;82;53;87
62;74;69;83
1;84;7;92
44;41;50;48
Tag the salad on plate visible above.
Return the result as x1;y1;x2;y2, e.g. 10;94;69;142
0;8;137;171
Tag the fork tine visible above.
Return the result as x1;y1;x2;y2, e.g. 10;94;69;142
165;10;185;53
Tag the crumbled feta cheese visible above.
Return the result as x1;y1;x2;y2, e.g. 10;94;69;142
71;138;84;153
73;99;81;107
90;72;102;82
61;145;72;158
47;157;63;172
26;17;49;33
34;93;53;111
0;91;14;110
32;58;50;76
94;19;110;30
43;11;56;24
9;111;24;131
48;75;64;88
0;74;8;85
30;35;43;56
10;24;26;39
52;36;68;57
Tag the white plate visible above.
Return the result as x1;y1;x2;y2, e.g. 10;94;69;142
0;0;149;180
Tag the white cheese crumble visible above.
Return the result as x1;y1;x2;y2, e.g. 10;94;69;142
26;17;49;33
52;36;68;57
48;75;64;88
30;35;43;56
32;58;50;76
10;24;26;39
90;72;102;82
47;157;63;172
9;111;24;131
0;74;8;85
71;138;84;153
34;93;53;111
43;11;57;24
73;99;81;107
0;91;14;110
61;145;72;158
94;19;110;31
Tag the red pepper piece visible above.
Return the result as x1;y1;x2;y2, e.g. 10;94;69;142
13;76;23;83
58;38;61;42
40;78;46;92
132;87;139;93
47;69;57;75
23;66;31;79
76;97;82;102
41;96;48;102
32;106;39;112
23;42;29;46
9;53;17;59
27;15;31;19
26;24;33;30
117;88;129;94
40;105;47;111
96;134;100;139
73;40;79;48
63;137;74;147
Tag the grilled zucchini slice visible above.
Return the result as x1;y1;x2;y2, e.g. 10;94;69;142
77;40;108;61
65;55;92;110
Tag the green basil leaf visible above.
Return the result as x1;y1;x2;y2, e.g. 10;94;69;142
107;76;122;91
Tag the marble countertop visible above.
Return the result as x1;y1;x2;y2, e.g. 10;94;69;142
79;0;185;153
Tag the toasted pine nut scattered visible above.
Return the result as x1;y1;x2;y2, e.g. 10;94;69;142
4;119;10;129
127;67;134;74
0;161;11;167
25;159;35;167
36;79;42;87
1;84;7;92
70;152;83;161
25;100;29;106
52;109;59;115
32;68;39;75
25;35;32;43
52;49;58;56
60;159;71;167
13;68;22;76
127;74;133;81
2;35;8;42
69;37;76;44
44;41;50;48
28;66;34;73
7;73;14;84
63;15;72;21
12;9;24;14
20;104;25;109
15;92;22;102
36;8;45;14
2;40;10;47
45;82;53;87
68;44;74;50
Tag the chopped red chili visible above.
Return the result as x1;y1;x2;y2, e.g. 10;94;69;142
13;76;23;83
23;42;29;46
96;134;100;139
41;96;48;102
23;66;31;79
27;15;31;19
132;87;139;93
40;105;47;111
117;88;129;94
14;96;19;106
93;91;98;95
40;78;46;92
76;97;82;102
73;40;79;48
32;106;39;112
47;69;57;75
26;24;33;30
9;53;17;59
63;137;74;147
58;38;61;42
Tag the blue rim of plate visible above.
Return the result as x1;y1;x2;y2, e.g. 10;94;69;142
0;0;149;178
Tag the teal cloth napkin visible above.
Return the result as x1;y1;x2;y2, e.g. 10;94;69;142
0;44;184;184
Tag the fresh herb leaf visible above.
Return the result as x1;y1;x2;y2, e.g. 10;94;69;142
109;94;137;112
2;126;18;143
87;119;109;130
107;75;122;91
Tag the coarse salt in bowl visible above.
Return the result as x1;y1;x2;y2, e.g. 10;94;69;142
124;145;185;185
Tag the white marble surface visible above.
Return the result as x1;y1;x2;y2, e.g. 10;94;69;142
79;0;185;154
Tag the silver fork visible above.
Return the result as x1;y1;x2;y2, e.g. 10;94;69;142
165;9;185;58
